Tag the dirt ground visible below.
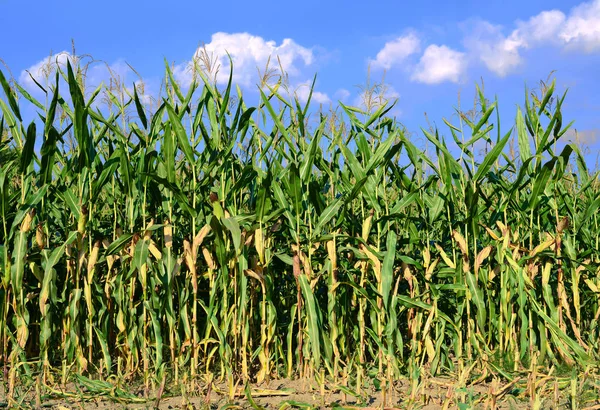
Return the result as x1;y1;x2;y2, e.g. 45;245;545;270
1;377;552;410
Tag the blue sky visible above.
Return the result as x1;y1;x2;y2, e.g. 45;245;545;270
1;0;599;166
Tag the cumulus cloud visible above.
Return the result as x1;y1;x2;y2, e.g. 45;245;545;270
369;33;421;70
18;33;325;112
462;11;566;76
462;21;524;77
19;52;154;107
411;45;466;84
559;0;600;52
19;51;129;92
174;32;315;88
293;82;330;104
464;0;600;76
515;10;566;45
19;51;74;88
369;34;466;84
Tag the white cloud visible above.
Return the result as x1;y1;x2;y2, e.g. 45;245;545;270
370;33;421;70
19;51;74;88
19;52;131;92
19;52;154;108
559;0;600;52
462;0;600;76
462;21;524;77
465;11;566;76
334;88;351;102
411;45;466;84
294;82;330;104
174;32;315;88
515;10;566;45
367;2;596;82
368;34;465;84
171;32;332;108
353;84;399;110
18;33;324;111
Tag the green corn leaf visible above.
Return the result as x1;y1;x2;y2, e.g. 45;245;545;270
538;79;555;115
381;230;397;310
260;88;292;149
20;122;36;174
133;85;148;129
222;216;242;254
298;274;321;369
15;81;44;111
365;100;396;128
0;69;22;122
465;271;486;331
164;58;185;103
315;196;344;233
163;124;176;184
165;102;195;163
299;119;325;182
529;157;557;210
287;164;302;216
218;54;234;127
106;233;134;256
472;102;496;135
578;194;600;233
133;238;150;272
10;230;28;294
516;107;531;167
473;129;511;182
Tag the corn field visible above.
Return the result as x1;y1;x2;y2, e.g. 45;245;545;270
1;58;600;406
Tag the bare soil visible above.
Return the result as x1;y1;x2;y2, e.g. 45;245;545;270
0;377;548;410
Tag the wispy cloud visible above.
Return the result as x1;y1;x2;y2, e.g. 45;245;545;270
334;88;351;102
565;128;600;145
